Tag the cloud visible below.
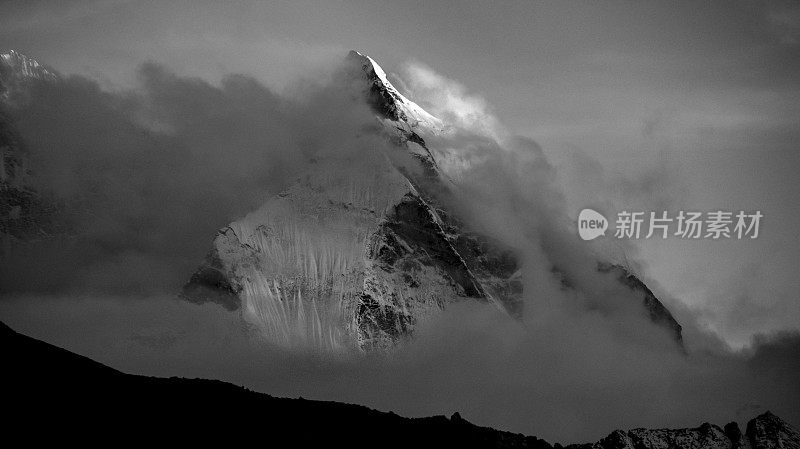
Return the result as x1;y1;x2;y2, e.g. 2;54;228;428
397;62;505;141
763;0;800;45
2;291;798;444
0;57;376;294
1;55;798;446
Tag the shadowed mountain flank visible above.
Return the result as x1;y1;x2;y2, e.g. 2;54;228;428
3;321;796;447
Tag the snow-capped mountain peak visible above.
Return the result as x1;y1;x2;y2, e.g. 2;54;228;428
1;50;58;82
180;50;685;352
347;50;445;133
182;51;521;350
1;50;59;101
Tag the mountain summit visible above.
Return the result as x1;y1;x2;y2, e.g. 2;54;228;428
183;50;682;350
345;50;445;132
0;50;57;99
183;50;523;350
1;50;56;80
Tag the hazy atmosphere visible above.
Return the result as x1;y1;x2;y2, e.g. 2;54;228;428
1;0;799;445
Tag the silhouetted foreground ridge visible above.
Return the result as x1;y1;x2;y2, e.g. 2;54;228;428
2;321;797;448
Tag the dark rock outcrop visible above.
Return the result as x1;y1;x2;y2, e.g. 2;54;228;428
597;262;684;347
747;411;800;449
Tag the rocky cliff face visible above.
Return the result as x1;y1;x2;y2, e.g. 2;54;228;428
597;262;683;346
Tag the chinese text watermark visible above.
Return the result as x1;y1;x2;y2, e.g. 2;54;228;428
578;209;762;241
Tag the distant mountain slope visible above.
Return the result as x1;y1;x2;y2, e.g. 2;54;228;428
3;321;797;448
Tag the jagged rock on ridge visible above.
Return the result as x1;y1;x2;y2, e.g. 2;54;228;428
567;412;800;449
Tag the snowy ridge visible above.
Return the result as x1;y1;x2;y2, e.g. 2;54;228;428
1;50;57;83
348;50;445;134
567;411;800;449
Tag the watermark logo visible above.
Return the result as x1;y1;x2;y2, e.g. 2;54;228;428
578;208;609;240
577;209;762;240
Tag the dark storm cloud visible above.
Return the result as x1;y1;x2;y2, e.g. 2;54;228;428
0;60;375;294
